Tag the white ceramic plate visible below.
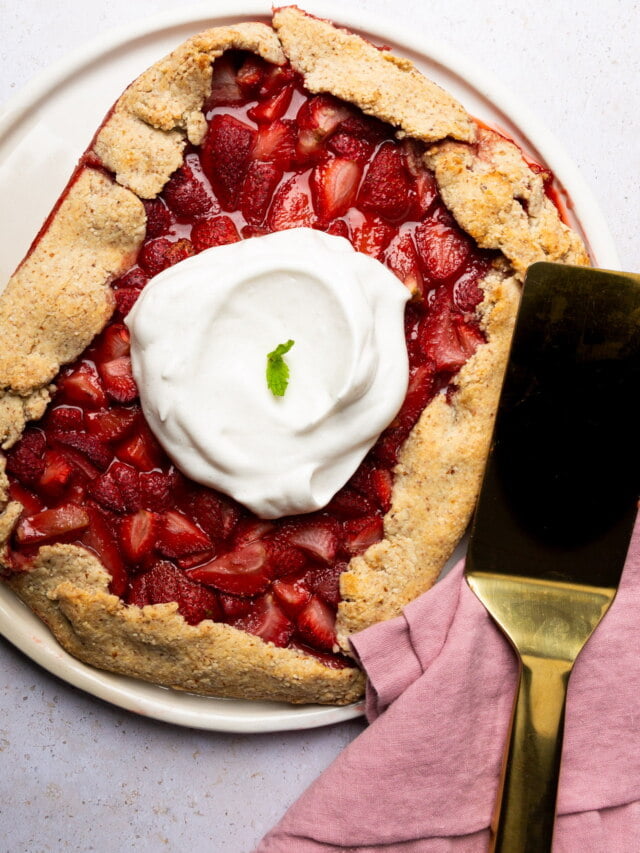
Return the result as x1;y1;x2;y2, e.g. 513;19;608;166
0;1;618;732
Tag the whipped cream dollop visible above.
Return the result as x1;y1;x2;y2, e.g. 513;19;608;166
126;228;409;518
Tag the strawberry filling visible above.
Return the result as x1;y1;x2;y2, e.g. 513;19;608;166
3;52;497;667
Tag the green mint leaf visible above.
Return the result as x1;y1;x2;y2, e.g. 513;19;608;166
266;339;295;396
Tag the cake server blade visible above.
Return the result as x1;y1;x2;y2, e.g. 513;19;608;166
464;262;640;853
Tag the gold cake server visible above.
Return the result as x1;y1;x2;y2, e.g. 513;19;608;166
465;262;640;852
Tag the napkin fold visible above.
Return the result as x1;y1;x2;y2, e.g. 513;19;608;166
256;516;640;852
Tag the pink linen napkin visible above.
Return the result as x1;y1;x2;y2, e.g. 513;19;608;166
256;515;640;852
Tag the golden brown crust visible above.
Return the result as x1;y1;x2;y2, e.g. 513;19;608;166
0;168;145;449
0;458;21;563
0;10;590;704
272;6;476;144
5;545;364;704
425;128;590;279
337;266;520;642
93;23;286;198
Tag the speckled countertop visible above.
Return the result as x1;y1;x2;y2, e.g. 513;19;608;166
1;1;638;851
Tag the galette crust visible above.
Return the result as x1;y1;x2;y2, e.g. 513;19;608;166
0;8;590;704
0;168;145;449
272;6;476;145
93;23;286;198
337;265;520;643
425;129;590;278
5;545;364;704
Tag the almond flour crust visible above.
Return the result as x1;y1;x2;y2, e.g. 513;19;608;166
0;8;589;704
93;23;286;199
0;168;146;449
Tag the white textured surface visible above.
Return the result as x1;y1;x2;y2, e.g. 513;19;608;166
0;1;638;851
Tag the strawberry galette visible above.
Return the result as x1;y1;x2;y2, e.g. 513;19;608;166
0;7;589;704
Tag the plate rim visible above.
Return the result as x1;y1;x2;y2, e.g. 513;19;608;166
0;0;619;733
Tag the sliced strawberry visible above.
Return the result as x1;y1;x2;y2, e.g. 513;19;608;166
58;363;107;409
163;238;195;267
156;510;212;558
393;362;436;433
138;237;195;276
350;214;395;260
110;461;142;512
232;519;274;547
324;219;350;240
114;287;141;318
358;142;415;223
451;316;485;362
452;261;488;312
284;518;339;563
119;509;159;564
143;199;174;239
327;131;373;164
15;504;90;545
54;431;111;469
310;157;362;222
401;139;437;217
137;237;173;276
207;55;244;106
98;356;138;404
338;113;388;144
295;94;352;163
96;323;130;362
45;406;84;433
236;54;267;96
88;462;140;514
248;84;294;124
415;170;438;218
128;560;222;625
241;225;269;240
414;218;471;281
267;176;316;231
5;429;46;486
57;446;101;482
201;114;257;210
259;64;297;97
81;504;127;595
175;550;217;570
163;159;215;221
188;490;242;541
8;481;44;516
306;562;345;607
85;407;138;442
273;576;311;614
385;230;424;297
325;487;375;519
218;592;253;619
371;468;393;512
347;462;376;498
297;595;337;651
252;119;297;169
139;469;177;512
38;449;74;496
115;267;149;291
187;541;270;595
116;422;164;471
418;290;485;373
264;540;307;577
191;215;240;252
231;592;293;647
343;516;384;556
239;160;283;226
88;471;124;513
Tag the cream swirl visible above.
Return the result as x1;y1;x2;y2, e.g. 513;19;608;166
126;228;409;518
